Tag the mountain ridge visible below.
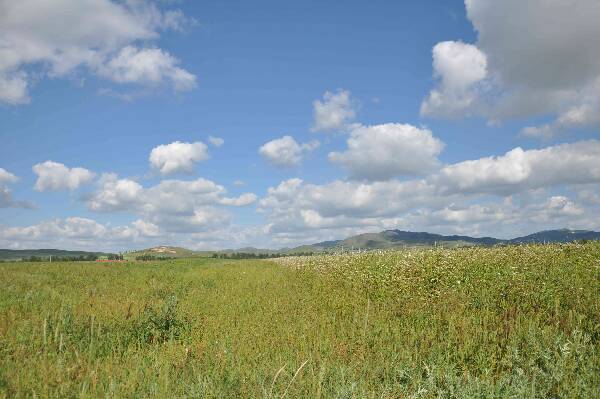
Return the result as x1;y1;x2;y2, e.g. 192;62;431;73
0;249;116;260
2;228;598;259
152;228;600;255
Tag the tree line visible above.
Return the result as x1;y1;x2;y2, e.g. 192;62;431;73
211;252;316;259
134;254;170;261
16;253;123;262
22;255;98;262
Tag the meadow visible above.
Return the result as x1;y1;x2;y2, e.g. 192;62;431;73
0;243;598;398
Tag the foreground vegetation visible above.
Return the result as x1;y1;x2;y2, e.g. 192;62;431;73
0;243;598;397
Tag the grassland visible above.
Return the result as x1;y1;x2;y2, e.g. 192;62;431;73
0;243;599;398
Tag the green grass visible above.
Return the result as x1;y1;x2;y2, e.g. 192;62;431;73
0;243;599;398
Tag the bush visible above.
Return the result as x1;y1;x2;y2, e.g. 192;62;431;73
131;295;189;344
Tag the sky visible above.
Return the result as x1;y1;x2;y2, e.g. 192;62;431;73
1;0;600;252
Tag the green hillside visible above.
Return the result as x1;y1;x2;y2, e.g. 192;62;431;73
126;246;208;259
284;228;599;253
510;228;600;243
0;249;115;261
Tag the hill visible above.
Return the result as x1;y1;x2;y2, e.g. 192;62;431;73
284;228;598;253
339;230;500;249
112;228;600;258
126;246;206;259
510;228;600;244
5;229;597;261
0;249;115;261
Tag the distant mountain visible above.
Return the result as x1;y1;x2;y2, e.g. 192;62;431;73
288;229;502;253
127;246;204;258
283;228;599;253
0;249;115;260
215;247;280;255
92;228;600;258
5;229;597;261
509;229;600;244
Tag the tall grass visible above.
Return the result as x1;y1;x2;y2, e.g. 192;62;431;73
0;243;598;397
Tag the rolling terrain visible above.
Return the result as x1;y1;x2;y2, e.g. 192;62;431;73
125;246;206;259
284;228;600;253
1;242;598;397
0;248;115;261
3;229;599;260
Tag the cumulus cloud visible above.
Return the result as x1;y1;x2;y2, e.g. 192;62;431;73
329;123;444;181
0;216;277;252
6;136;600;249
311;90;356;132
466;0;600;92
0;168;18;184
0;167;33;208
520;80;600;138
131;219;161;237
208;136;224;147
149;141;209;175
433;140;600;195
98;46;196;91
259;136;320;167
0;0;196;104
0;73;29;105
420;41;488;118
258;178;440;233
219;193;258;206
0;187;34;209
86;173;143;212
32;161;95;192
86;174;256;233
258;177;600;244
422;0;600;136
255;138;600;244
0;217;164;250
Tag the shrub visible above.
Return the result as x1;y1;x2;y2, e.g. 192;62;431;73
131;295;189;344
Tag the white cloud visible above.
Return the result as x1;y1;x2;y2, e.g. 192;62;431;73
0;168;18;184
208;136;224;147
539;196;584;218
0;0;196;104
520;125;556;140
421;41;488;118
219;193;258;206
465;0;600;92
6;137;600;249
311;89;356;132
258;178;440;233
86;174;256;233
258;175;600;245
255;138;600;244
433;140;600;195
32;161;95;192
149;141;209;175
0;215;275;252
131;219;161;237
520;80;600;138
329;123;444;181
422;0;600;135
98;46;196;91
0;217;165;250
86;173;143;212
0;167;33;208
259;136;320;167
0;186;34;209
426;203;508;225
0;73;29;105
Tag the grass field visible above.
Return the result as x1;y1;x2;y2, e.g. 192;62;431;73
0;243;599;398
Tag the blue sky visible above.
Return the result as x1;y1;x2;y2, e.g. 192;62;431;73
1;0;600;251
